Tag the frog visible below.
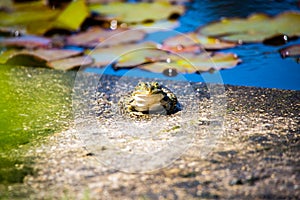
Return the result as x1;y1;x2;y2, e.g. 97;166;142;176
118;82;178;116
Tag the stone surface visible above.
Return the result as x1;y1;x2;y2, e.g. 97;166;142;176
5;74;300;199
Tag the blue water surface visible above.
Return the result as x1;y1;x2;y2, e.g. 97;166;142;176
87;0;300;90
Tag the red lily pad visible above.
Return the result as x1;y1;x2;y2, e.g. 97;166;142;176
2;49;93;70
47;56;93;70
198;11;300;43
279;44;300;58
67;27;146;48
0;36;51;48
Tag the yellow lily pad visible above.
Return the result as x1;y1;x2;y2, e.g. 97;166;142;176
198;11;300;43
109;43;241;73
139;52;241;73
89;2;184;23
0;0;89;35
54;0;89;31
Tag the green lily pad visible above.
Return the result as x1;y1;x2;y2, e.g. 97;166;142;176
109;43;241;73
89;40;241;72
198;11;300;43
0;1;60;35
0;0;89;35
162;32;237;52
89;2;184;23
67;27;146;47
115;48;169;68
88;42;158;67
139;52;241;73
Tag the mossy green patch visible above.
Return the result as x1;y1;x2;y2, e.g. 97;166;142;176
0;64;75;185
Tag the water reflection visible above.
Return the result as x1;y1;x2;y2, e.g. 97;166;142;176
179;0;300;31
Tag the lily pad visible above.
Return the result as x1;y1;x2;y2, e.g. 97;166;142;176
198;12;300;43
111;45;241;73
279;44;300;58
162;32;237;52
89;2;184;23
47;56;93;70
127;20;180;33
0;0;89;35
114;48;170;68
139;52;241;73
0;35;51;48
2;49;93;70
67;27;146;47
0;1;60;35
53;0;89;31
88;42;159;67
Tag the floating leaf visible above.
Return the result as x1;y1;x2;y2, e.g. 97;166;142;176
53;0;89;31
162;32;237;52
89;2;184;23
114;48;169;68
67;27;146;47
279;44;300;58
48;56;93;70
13;49;82;61
127;20;180;33
139;52;241;73
2;49;92;70
198;12;300;43
112;45;241;73
0;0;89;35
88;42;158;67
139;62;196;74
0;1;60;35
0;49;18;64
0;36;51;48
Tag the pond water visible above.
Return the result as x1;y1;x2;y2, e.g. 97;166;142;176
87;0;300;91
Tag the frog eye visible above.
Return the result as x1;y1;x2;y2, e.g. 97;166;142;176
137;82;144;87
152;82;159;87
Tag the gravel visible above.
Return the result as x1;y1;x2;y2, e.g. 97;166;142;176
6;74;300;199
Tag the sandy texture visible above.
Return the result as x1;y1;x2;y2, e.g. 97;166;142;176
7;74;300;199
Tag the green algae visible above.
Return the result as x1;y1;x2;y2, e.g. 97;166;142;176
0;64;75;185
